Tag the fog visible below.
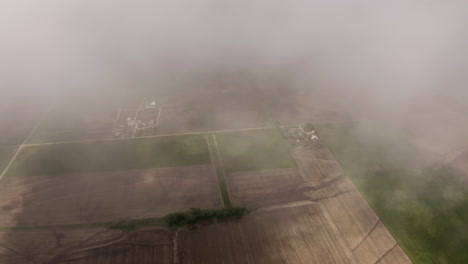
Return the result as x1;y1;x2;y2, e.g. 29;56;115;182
1;2;468;262
1;0;468;154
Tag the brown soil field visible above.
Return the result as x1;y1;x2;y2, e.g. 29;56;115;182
0;226;121;264
316;189;409;263
227;168;304;208
50;227;173;264
37;201;410;264
0;165;222;227
222;144;411;264
14;145;412;264
292;146;344;183
178;204;352;264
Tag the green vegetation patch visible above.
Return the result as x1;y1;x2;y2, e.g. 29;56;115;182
206;135;231;206
215;129;296;173
318;124;468;264
108;207;250;232
7;135;210;177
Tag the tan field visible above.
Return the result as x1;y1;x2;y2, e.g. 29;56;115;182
178;204;352;264
222;144;411;264
3;143;413;263
50;227;174;264
0;227;121;264
227;168;304;208
0;165;222;227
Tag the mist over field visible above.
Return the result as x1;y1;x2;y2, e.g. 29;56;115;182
1;1;468;263
1;0;468;189
2;0;467;118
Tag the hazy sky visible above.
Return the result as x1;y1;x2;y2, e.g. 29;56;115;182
1;0;467;134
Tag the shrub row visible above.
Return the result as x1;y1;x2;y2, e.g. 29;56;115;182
165;207;250;229
108;207;250;232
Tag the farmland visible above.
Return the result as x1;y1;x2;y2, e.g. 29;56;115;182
0;104;43;147
0;226;122;264
48;227;174;264
0;165;222;227
0;147;16;175
0;108;414;264
27;102;117;144
205;135;231;206
215;128;297;173
227;168;303;208
38;134;411;263
212;128;409;263
0;134;222;229
0;123;415;263
318;124;468;264
7;135;210;177
179;204;352;264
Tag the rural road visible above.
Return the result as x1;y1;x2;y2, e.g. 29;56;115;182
0;119;347;183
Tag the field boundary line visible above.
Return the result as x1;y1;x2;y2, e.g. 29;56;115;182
291;150;310;182
352;220;380;252
373;243;398;264
205;136;226;207
212;135;232;206
155;106;162;126
318;203;354;260
131;108;141;137
0;107;49;182
256;200;315;212
19;121;346;148
22;126;276;147
319;140;410;262
173;229;180;264
0;146;23;182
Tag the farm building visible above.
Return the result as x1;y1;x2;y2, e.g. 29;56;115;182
144;100;157;109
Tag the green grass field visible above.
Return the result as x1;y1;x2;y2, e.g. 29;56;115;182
7;135;210;177
318;124;468;264
215;128;296;173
